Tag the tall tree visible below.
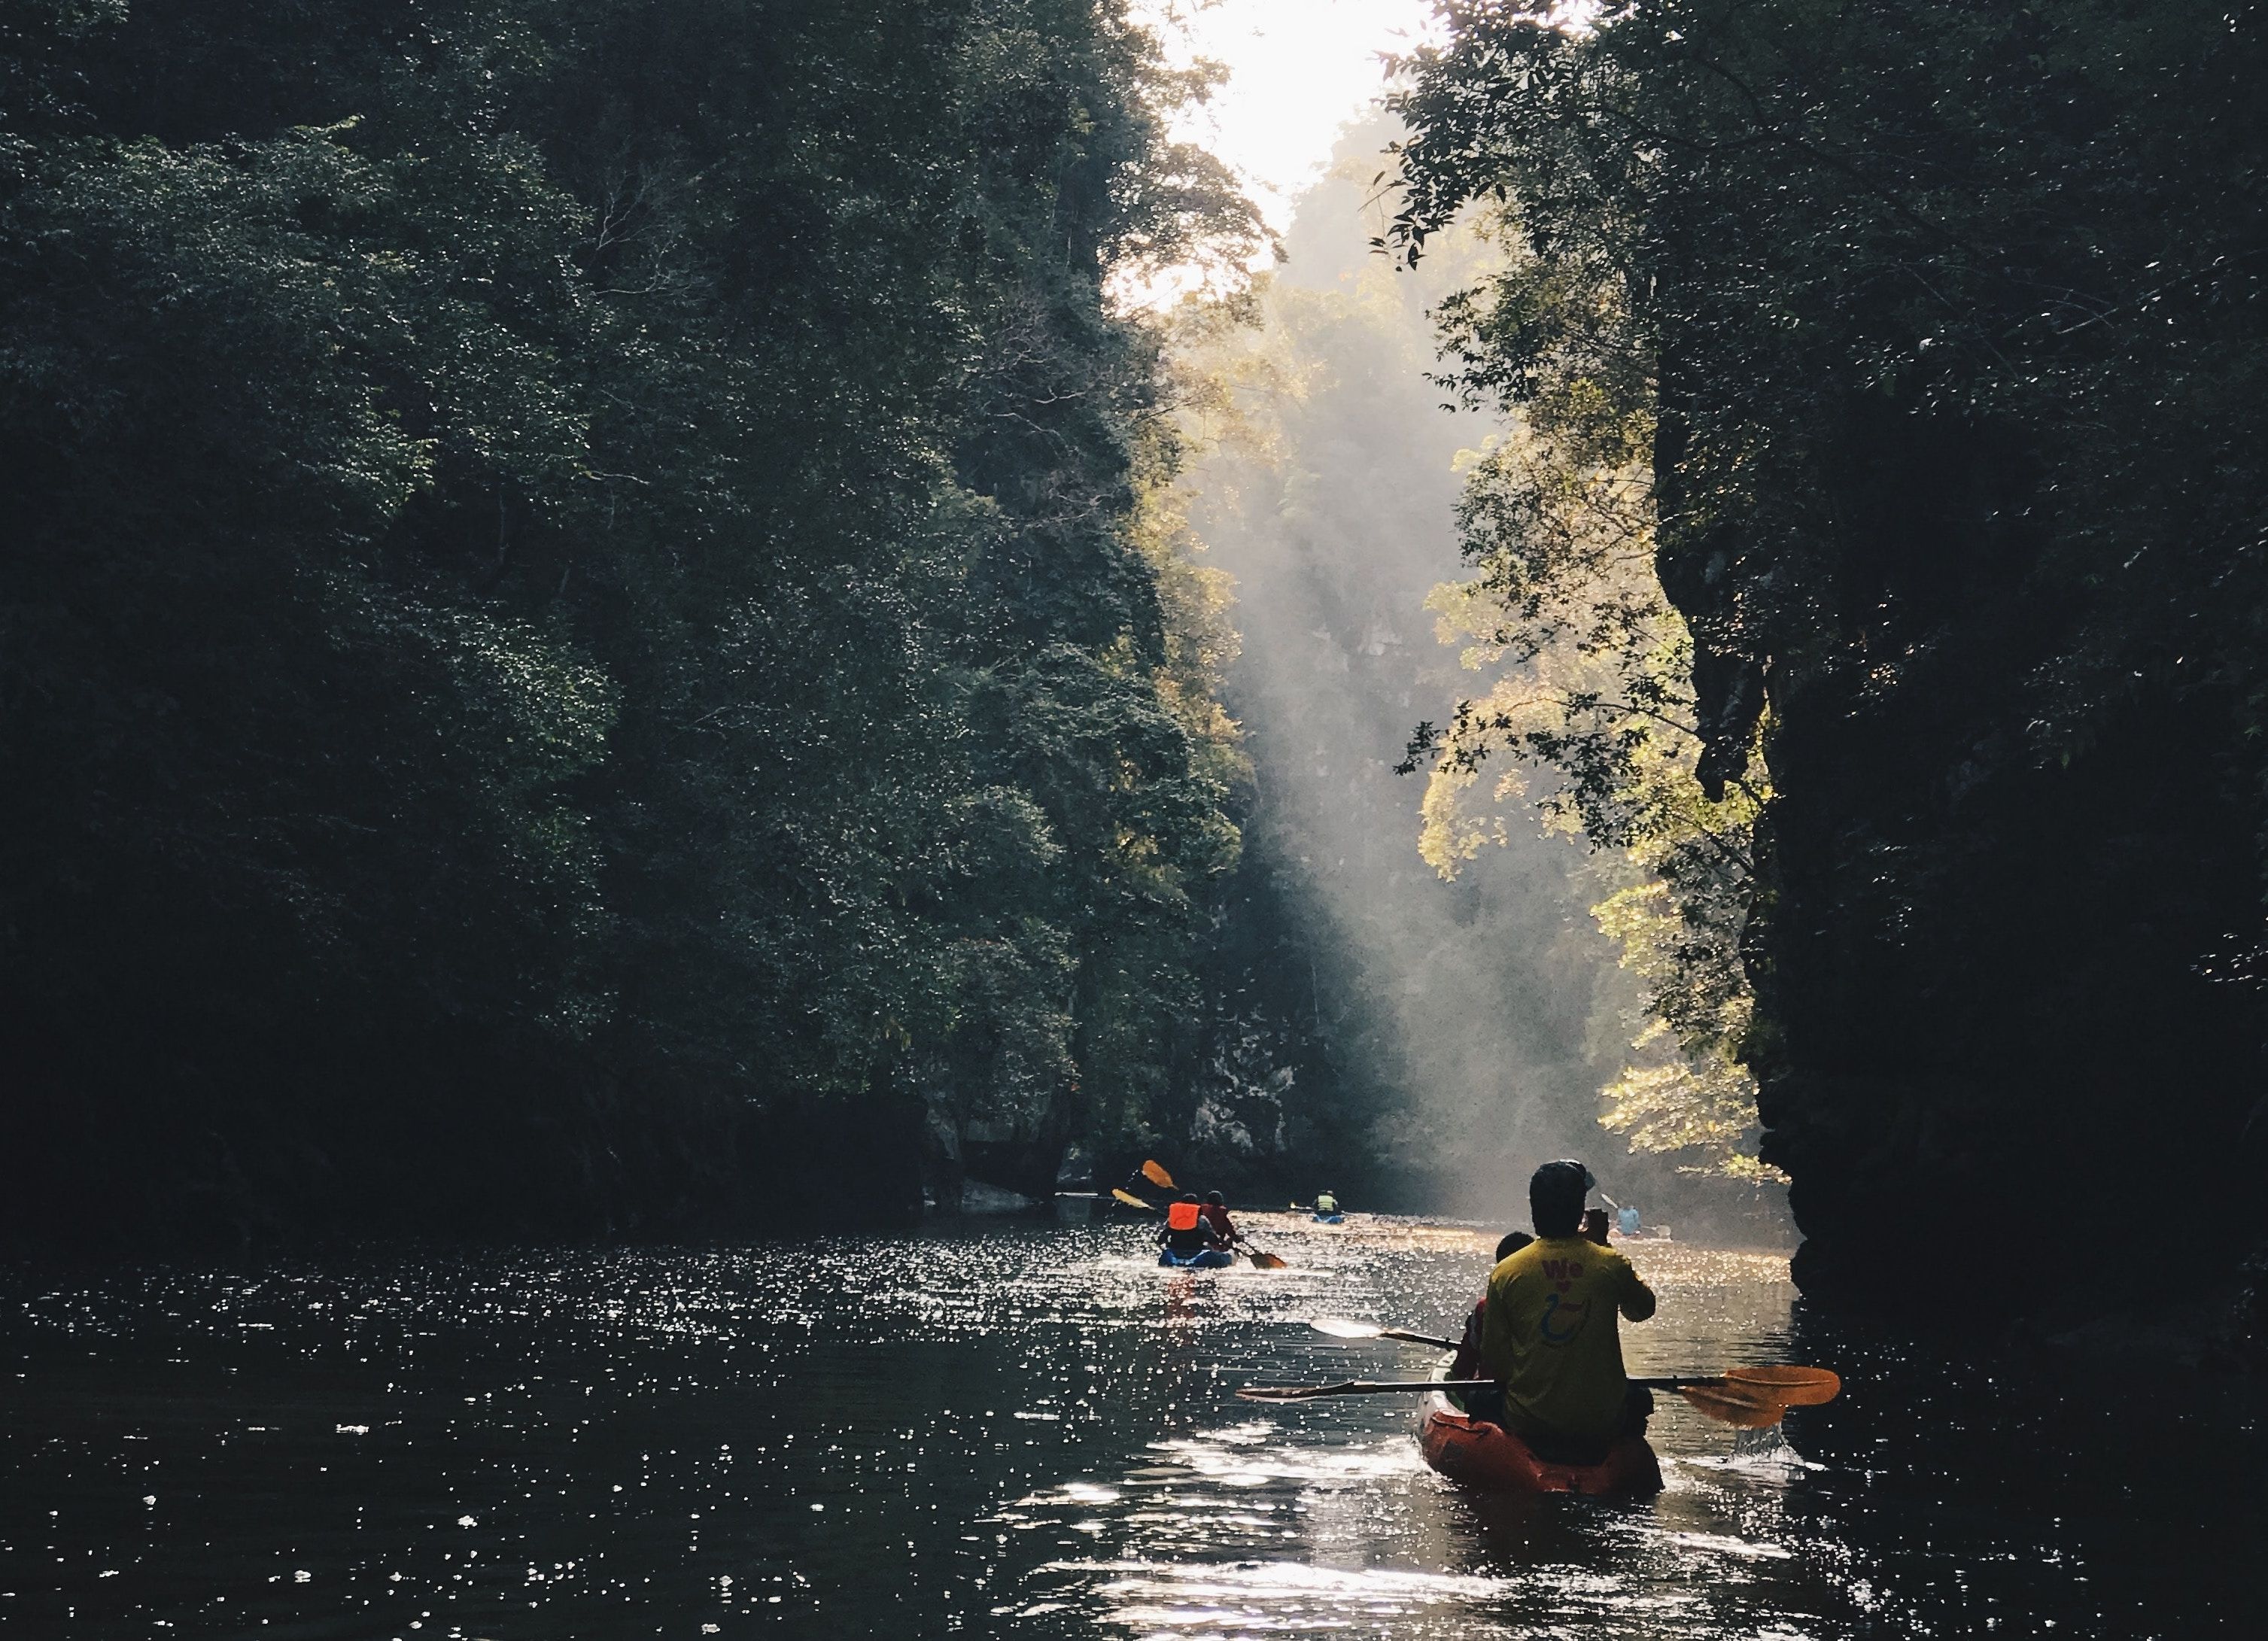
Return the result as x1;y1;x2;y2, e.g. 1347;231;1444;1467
1390;0;2268;1305
0;0;1263;1243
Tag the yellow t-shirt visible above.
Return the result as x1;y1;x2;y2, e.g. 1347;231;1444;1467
1478;1235;1657;1445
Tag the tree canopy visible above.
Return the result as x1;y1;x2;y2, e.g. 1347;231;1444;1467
0;0;1266;1241
1388;0;2268;1300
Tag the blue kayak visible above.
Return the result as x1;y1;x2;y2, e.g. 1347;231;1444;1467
1311;1213;1344;1224
1158;1247;1236;1269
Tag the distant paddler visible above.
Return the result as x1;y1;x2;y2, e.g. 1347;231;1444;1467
1311;1189;1342;1223
1157;1192;1233;1269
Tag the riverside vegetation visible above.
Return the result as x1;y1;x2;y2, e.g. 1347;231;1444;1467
2;0;1277;1242
1388;0;2268;1318
18;0;2251;1320
2;0;1781;1248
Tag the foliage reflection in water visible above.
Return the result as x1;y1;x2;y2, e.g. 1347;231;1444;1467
1;1218;2257;1636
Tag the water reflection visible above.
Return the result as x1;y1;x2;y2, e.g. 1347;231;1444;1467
0;1216;2257;1636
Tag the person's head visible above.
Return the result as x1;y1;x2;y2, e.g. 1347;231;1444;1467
1494;1229;1534;1262
1179;1191;1200;1204
1528;1159;1594;1238
1205;1191;1225;1206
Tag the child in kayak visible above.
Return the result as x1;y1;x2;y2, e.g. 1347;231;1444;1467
1198;1190;1236;1246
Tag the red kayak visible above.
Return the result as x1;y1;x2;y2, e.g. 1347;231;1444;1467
1418;1389;1663;1498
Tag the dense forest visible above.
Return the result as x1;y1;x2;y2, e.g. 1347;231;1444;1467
0;0;1282;1244
23;0;2248;1301
1390;0;2268;1312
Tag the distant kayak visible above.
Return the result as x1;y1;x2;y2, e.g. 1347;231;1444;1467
1157;1247;1236;1269
1310;1212;1345;1224
1418;1387;1662;1499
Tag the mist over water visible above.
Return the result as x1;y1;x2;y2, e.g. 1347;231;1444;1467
1186;123;1627;1220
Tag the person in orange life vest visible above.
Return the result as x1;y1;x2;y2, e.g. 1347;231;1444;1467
1448;1229;1533;1383
1159;1193;1223;1258
1198;1190;1236;1246
1476;1160;1658;1460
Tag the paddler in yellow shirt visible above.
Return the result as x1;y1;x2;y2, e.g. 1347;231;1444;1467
1476;1159;1658;1461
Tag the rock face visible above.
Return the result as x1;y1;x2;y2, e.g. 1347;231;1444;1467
1661;406;2268;1309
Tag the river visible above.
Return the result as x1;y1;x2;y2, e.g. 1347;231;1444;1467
2;1215;2258;1637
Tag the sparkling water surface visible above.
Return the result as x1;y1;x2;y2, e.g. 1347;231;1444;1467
2;1216;2257;1636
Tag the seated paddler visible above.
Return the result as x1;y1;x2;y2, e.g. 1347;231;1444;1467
1475;1159;1657;1461
1159;1192;1224;1259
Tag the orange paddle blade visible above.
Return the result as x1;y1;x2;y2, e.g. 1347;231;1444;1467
1139;1160;1176;1190
1722;1366;1841;1405
1245;1249;1288;1270
1110;1188;1156;1210
1676;1384;1787;1429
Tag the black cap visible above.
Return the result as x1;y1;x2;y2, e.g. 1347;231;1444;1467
1205;1191;1224;1205
1529;1159;1594;1223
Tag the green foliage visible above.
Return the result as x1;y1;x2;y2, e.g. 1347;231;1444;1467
0;0;1263;1239
1389;0;2268;1274
1400;202;1771;1181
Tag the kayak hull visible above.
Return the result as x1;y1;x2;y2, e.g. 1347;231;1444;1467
1157;1247;1236;1269
1311;1213;1345;1223
1418;1395;1662;1499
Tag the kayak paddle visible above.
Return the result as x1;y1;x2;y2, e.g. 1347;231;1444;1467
1239;1367;1840;1427
1310;1317;1458;1349
1702;1365;1841;1404
1307;1319;1840;1409
1236;1378;1794;1424
1239;1379;1497;1401
1111;1187;1157;1210
1139;1159;1177;1190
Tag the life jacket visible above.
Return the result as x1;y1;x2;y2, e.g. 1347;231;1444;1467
1166;1201;1202;1232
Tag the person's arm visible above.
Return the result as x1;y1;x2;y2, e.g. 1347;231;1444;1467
1617;1257;1657;1322
1448;1301;1485;1381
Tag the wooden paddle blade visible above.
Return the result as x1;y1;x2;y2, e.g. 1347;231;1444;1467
1675;1384;1786;1429
1139;1159;1176;1190
1722;1366;1841;1405
1110;1188;1155;1210
1245;1249;1289;1269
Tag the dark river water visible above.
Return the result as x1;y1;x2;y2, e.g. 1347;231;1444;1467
2;1214;2260;1638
